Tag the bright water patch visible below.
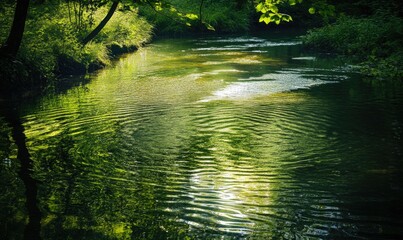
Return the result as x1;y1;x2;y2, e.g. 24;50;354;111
191;36;301;52
292;56;317;61
192;41;301;52
198;36;267;43
201;69;347;102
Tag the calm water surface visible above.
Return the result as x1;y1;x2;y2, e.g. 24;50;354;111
1;33;403;239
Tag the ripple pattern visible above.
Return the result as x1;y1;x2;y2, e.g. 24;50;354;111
14;34;403;239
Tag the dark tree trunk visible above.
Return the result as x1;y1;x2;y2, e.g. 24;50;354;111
1;103;42;240
81;1;119;45
199;0;204;24
0;0;30;56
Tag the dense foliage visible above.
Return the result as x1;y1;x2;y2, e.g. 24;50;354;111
0;1;152;93
302;1;403;80
139;0;253;34
140;0;334;34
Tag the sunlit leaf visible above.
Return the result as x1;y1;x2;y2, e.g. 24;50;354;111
205;23;215;31
256;2;264;12
185;13;198;20
155;2;163;11
269;5;278;13
282;15;293;22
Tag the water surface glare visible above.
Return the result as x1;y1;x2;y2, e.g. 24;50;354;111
1;34;403;239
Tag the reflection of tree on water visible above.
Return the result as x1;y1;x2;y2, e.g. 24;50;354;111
34;128;115;239
0;102;41;239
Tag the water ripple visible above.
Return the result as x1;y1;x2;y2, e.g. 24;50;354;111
14;35;403;239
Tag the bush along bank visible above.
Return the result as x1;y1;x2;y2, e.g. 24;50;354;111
302;14;403;81
0;3;153;96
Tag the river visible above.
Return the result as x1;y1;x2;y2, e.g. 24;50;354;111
1;33;403;239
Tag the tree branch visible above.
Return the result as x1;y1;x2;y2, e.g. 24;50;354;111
81;1;119;46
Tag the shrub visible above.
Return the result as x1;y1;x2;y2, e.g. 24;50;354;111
302;14;403;80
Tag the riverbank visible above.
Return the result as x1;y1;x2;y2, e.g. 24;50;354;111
0;3;153;98
0;44;139;98
302;13;403;81
2;0;402;100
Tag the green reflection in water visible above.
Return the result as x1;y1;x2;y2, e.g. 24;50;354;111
0;116;27;239
1;34;403;239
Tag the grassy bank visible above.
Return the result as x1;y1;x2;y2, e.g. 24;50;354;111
0;3;152;95
302;14;403;80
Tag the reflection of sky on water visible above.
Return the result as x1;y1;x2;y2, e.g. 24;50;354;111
201;69;348;102
191;42;302;51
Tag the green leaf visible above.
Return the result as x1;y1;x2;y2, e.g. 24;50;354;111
153;2;164;11
256;2;264;12
259;15;265;23
205;23;215;31
308;7;316;14
185;13;198;20
282;15;293;22
259;12;270;23
269;5;278;13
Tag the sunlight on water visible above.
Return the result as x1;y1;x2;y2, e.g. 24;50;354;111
1;33;402;239
292;56;317;61
201;69;346;102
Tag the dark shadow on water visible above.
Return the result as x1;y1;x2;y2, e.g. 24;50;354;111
1;100;42;239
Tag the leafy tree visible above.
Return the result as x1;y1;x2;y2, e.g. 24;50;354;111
254;0;335;25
